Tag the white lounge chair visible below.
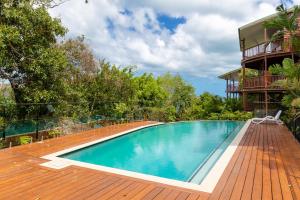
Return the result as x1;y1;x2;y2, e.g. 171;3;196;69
251;110;283;125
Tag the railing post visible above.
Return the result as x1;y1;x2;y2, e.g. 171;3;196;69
2;105;5;139
35;104;40;140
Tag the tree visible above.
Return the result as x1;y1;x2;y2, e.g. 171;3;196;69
265;4;300;123
270;58;300;108
157;73;195;119
264;4;300;52
88;62;136;117
55;36;98;118
134;73;167;119
60;36;97;77
198;92;223;116
0;0;68;106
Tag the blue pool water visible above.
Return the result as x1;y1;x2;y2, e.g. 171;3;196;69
60;121;244;182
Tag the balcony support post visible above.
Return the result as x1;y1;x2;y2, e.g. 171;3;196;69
264;28;269;116
242;62;246;110
265;91;268;116
226;79;228;99
233;79;235;99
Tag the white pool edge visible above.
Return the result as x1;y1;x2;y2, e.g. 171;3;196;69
40;120;251;193
198;119;251;192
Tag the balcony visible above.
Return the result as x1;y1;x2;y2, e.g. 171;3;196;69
226;84;239;93
244;41;284;59
243;75;285;90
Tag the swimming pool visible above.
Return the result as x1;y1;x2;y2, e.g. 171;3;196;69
58;121;245;183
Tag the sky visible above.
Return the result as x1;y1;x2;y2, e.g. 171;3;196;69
49;0;295;96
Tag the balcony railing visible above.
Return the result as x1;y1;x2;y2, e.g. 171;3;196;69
226;84;239;92
244;41;283;58
243;75;285;90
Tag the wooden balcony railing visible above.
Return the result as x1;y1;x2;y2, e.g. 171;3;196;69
244;41;283;58
226;84;239;92
243;75;285;90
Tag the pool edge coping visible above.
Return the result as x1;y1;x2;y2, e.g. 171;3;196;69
40;120;251;193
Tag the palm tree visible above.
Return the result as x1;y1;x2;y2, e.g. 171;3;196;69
264;4;300;54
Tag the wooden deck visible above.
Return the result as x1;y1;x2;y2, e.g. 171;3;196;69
0;121;300;199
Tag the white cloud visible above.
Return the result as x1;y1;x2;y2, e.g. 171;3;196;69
50;0;281;78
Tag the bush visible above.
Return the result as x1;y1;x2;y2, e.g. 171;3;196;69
208;113;220;120
48;129;62;138
219;111;237;120
235;111;253;121
148;106;176;122
0;117;5;130
0;139;5;149
209;111;252;121
224;98;243;111
19;136;32;145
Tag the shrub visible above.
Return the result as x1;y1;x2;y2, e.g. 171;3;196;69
212;111;253;121
48;129;62;138
0;139;5;149
19;136;32;145
0;117;5;130
224;98;243;111
208;113;220;120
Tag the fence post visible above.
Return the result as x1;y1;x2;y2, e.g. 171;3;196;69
2;106;5;139
35;104;39;139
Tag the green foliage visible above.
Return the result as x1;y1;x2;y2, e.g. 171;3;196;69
114;103;128;119
269;58;300;108
19;135;32;145
208;111;252;121
88;62;136;117
198;92;223;115
157;73;195;118
0;0;68;106
0;117;4;129
148;106;176;122
0;2;251;127
48;129;62;137
0;139;5;149
264;5;300;49
135;73;167;108
224;98;243;112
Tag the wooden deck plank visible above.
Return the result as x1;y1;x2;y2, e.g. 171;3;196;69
217;123;257;200
108;182;145;200
186;193;201;200
267;124;283;200
45;170;106;199
270;125;294;200
274;125;300;199
229;123;259;200
129;185;157;200
164;190;181;200
176;192;191;200
64;176;122;200
87;179;133;200
152;188;173;200
251;123;264;200
262;124;272;200
207;125;254;200
1;121;300;199
140;186;164;200
239;124;260;200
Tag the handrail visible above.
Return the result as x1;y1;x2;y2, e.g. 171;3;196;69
243;75;285;89
244;41;284;58
226;84;239;92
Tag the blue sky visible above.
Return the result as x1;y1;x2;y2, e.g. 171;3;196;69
50;0;287;97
